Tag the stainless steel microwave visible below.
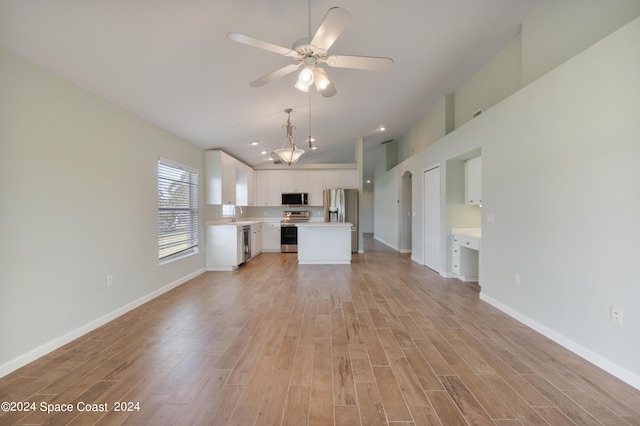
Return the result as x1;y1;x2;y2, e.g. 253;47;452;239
281;192;308;206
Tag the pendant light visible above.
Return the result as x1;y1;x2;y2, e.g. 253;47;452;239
272;109;305;166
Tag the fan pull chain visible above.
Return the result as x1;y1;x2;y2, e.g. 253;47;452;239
308;92;313;148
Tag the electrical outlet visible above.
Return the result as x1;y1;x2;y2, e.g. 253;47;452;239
514;273;520;286
107;275;113;287
611;306;623;325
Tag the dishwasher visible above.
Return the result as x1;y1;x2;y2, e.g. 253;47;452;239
241;225;251;263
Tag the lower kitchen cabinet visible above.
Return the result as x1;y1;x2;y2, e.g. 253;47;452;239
206;226;243;271
250;223;263;258
263;222;281;252
451;230;480;282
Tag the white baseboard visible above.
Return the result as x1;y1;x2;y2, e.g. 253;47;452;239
0;268;206;378
479;292;640;391
410;255;423;265
373;235;399;252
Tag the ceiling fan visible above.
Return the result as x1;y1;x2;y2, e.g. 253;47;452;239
227;4;393;97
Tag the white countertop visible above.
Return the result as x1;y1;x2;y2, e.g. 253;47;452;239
205;219;264;227
451;228;481;239
206;218;343;227
296;222;353;227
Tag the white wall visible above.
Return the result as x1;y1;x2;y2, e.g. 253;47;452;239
454;34;523;128
396;95;450;163
360;192;374;233
480;18;640;383
374;16;640;387
0;48;206;375
373;164;400;250
522;0;640;84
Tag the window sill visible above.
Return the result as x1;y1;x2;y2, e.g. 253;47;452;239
159;247;199;266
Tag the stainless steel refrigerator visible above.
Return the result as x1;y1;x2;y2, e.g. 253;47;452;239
323;188;359;253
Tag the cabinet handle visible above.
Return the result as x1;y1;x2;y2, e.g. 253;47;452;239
466;242;470;245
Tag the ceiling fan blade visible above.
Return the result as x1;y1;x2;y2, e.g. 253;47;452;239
325;54;394;70
227;32;300;58
310;7;351;51
250;63;301;87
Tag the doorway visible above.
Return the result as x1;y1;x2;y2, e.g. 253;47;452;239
423;165;441;272
400;171;412;253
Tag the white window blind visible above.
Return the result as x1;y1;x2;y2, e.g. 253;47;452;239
158;158;198;262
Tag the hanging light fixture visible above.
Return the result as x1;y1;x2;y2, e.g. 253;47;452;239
272;109;305;166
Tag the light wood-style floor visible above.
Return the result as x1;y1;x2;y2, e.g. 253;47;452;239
1;235;639;425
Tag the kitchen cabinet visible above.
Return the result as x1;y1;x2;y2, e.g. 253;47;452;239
281;170;309;193
206;150;235;205
266;170;282;206
308;170;323;206
253;168;357;206
255;170;269;206
451;229;480;282
336;169;357;189
321;169;357;190
205;150;254;206
263;222;281;251
246;167;255;206
250;223;263;257
322;170;337;190
206;225;243;271
255;170;282;207
465;156;482;205
235;162;254;207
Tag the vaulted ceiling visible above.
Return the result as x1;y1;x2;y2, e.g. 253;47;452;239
0;0;540;183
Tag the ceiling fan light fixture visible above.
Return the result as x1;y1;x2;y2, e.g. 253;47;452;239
294;79;310;92
298;65;315;85
313;67;331;91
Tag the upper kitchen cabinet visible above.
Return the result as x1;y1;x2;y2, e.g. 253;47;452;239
308;170;323;206
336;169;358;189
252;168;358;206
235;162;254;206
205;150;253;206
322;169;358;190
254;169;282;206
281;170;309;193
465;156;482;205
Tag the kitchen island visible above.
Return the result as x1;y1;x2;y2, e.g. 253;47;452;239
296;222;353;264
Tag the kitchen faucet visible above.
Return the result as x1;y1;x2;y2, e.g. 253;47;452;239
231;205;243;222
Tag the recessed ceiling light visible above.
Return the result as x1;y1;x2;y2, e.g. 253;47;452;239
267;157;273;161
250;140;260;146
261;150;268;155
366;179;371;183
311;146;317;150
378;126;386;132
309;137;316;142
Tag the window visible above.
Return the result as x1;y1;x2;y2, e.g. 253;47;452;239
158;158;199;263
222;204;234;218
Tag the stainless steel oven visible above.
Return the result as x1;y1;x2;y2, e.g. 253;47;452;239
280;210;309;253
